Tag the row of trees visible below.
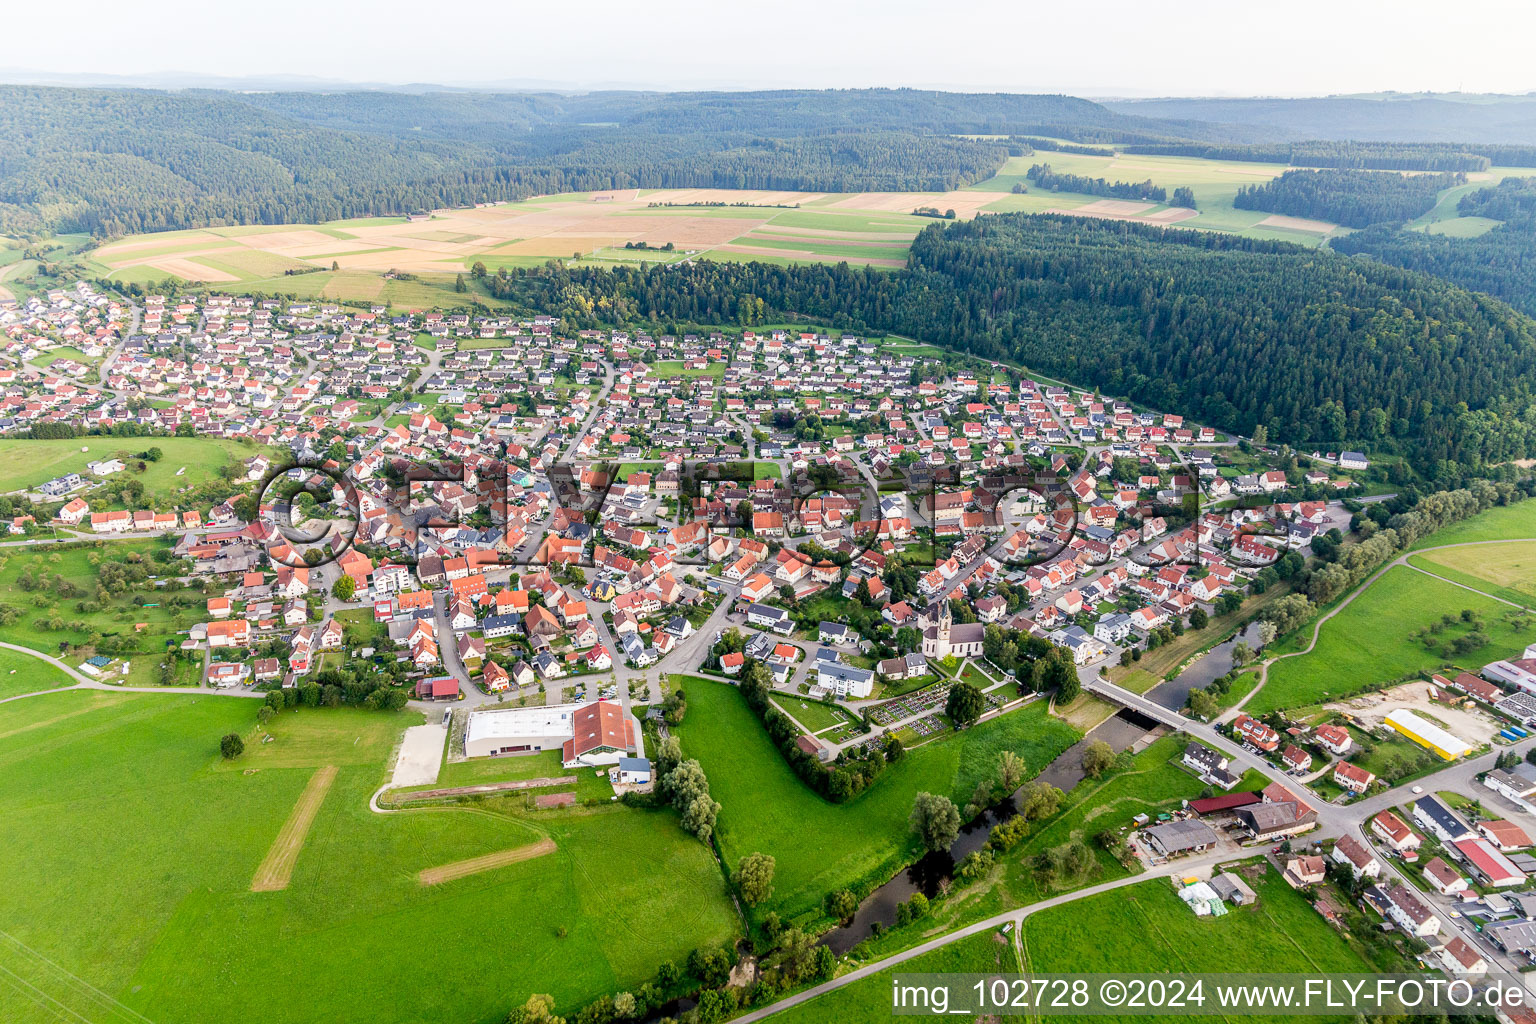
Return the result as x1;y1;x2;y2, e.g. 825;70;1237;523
736;658;901;801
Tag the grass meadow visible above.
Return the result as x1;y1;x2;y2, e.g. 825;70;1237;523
0;692;736;1024
1410;540;1536;607
1020;866;1371;1024
674;677;1078;923
760;929;1018;1023
1247;566;1535;716
0;436;257;499
0;647;73;698
1406;499;1536;550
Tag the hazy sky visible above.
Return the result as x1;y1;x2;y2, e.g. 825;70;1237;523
10;0;1536;96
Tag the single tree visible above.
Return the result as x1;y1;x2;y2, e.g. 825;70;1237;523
1081;739;1115;778
734;852;776;906
331;574;356;602
219;732;244;759
945;681;985;728
995;749;1026;793
909;791;961;852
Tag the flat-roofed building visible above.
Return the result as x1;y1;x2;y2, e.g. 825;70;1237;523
464;703;579;758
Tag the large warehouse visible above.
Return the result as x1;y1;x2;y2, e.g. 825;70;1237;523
1385;709;1471;761
463;699;639;767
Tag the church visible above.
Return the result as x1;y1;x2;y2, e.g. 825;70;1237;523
921;601;985;660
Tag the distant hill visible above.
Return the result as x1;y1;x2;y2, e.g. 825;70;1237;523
1105;93;1536;145
0;85;1248;237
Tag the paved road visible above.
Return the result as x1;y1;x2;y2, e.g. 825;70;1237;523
734;848;1240;1023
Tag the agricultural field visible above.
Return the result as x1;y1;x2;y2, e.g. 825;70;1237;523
1409;540;1536;607
0;436;259;500
0;647;74;699
761;929;1018;1023
966;150;1330;244
1247;566;1536;716
84;189;947;291
0;692;737;1024
673;677;1078;922
1020;866;1374;1024
76;159;1536;300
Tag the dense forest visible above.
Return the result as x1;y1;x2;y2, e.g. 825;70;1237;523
1232;169;1462;227
1027;163;1166;202
1126;140;1502;171
484;214;1536;472
0;86;1244;237
1331;177;1536;316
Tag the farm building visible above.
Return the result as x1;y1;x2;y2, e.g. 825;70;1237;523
1143;819;1218;856
1385;709;1471;760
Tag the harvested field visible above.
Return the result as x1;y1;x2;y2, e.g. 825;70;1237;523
1143;207;1200;223
145;258;239;282
1066;199;1156;216
395;776;576;803
751;224;919;242
827;190;998;217
535;792;577;808
417;836;557;885
251;764;337;892
641;188;824;206
710;244;904;266
1256;213;1336;234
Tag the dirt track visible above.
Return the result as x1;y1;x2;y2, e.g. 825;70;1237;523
417;837;556;885
251;764;337;892
392;776;576;803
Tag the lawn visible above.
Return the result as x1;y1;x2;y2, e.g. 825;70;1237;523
648;359;726;379
674;676;1078;922
760;929;1018;1023
0;647;74;699
770;693;855;733
0;691;737;1024
1410;540;1536;607
1020;866;1372;1024
1248;566;1536;716
0;436;258;499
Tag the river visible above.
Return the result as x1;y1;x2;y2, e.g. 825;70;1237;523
821;705;1162;954
1145;621;1264;713
820;623;1263;954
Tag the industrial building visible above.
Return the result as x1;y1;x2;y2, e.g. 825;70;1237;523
1384;708;1471;760
462;699;640;766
